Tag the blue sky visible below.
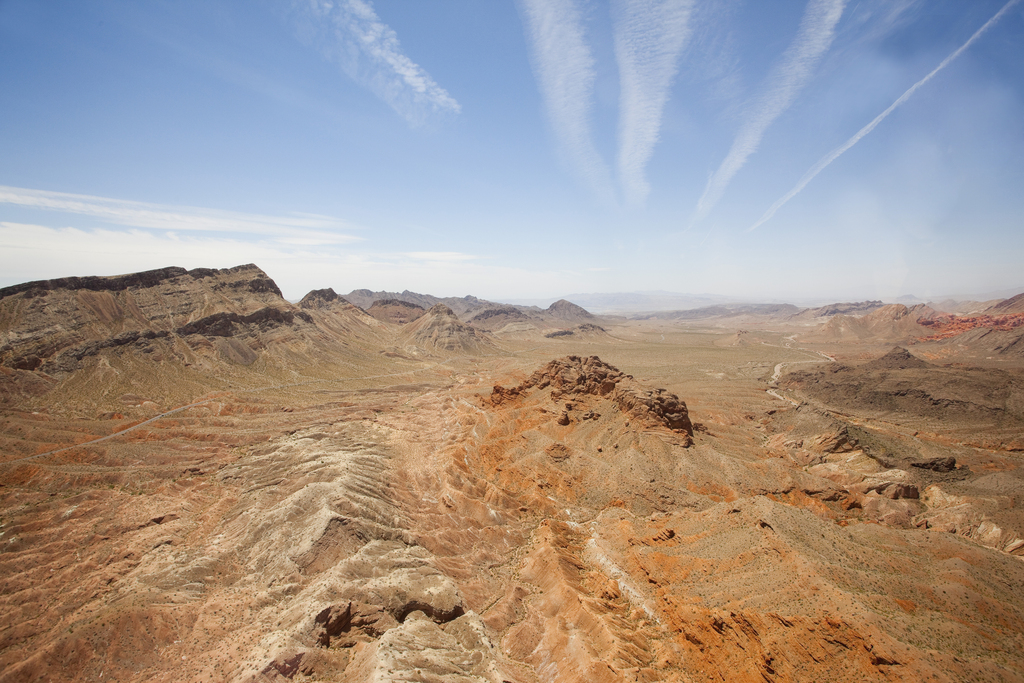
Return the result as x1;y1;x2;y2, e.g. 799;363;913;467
1;0;1022;303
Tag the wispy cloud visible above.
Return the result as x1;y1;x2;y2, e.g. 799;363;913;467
403;251;477;262
0;185;361;245
612;0;694;206
293;0;460;126
748;0;1021;233
693;0;846;223
0;223;581;301
840;0;920;50
518;0;616;201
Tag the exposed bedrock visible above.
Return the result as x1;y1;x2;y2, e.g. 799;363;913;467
489;355;694;441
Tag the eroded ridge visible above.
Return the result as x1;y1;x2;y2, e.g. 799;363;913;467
4;346;1024;683
489;355;694;443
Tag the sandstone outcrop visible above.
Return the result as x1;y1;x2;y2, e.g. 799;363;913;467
912;456;957;472
915;483;1024;557
490;355;693;439
918;312;1024;339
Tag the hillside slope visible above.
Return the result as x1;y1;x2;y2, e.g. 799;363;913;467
398;304;499;356
0;266;404;413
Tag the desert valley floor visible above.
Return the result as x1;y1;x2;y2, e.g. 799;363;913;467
1;265;1023;683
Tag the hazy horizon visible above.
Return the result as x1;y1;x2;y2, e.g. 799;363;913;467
2;1;1022;303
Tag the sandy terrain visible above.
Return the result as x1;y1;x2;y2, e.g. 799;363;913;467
2;269;1023;682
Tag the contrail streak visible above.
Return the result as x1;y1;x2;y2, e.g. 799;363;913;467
693;0;847;223
748;0;1021;232
519;0;616;201
612;0;694;207
295;0;460;127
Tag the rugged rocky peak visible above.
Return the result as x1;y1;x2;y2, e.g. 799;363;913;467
545;299;593;321
864;347;931;371
399;304;495;355
192;263;283;297
423;303;457;318
490;355;694;439
613;385;693;435
298;288;342;309
517;354;625;395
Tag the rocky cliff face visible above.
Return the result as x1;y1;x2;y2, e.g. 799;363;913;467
490;355;693;440
0;264;298;375
295;287;391;349
0;267;412;413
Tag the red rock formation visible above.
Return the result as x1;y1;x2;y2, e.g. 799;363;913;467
489;355;693;440
917;312;1024;340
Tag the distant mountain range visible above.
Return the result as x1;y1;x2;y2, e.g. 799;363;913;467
502;291;736;314
503;288;1024;315
339;287;1024;326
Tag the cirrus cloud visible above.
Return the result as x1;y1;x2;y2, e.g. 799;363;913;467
292;0;461;126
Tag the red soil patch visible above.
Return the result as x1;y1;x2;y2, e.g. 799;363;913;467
918;313;1024;340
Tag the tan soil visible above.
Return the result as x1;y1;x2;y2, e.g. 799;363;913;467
2;270;1024;682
